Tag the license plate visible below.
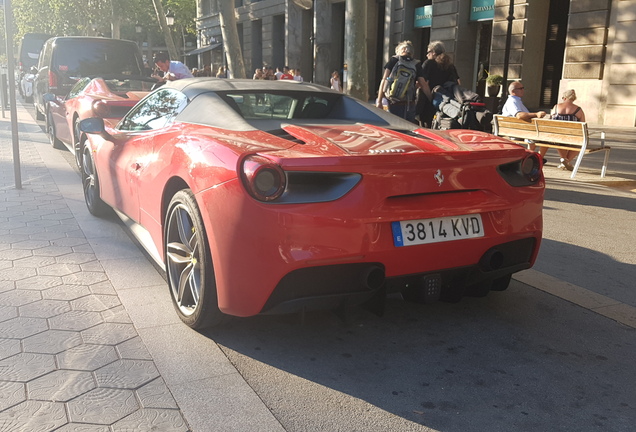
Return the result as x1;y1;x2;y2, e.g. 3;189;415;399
391;214;484;247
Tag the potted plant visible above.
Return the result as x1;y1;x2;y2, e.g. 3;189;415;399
486;74;503;97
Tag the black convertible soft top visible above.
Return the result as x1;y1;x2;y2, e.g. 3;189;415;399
166;78;416;132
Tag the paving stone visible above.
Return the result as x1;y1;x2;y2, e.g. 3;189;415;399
57;253;98;265
116;337;153;360
0;400;67;431
102;306;133;324
67;388;139;424
136;378;179;409
72;244;96;254
63;272;108;286
9;239;51;250
111;408;189;432
0;281;14;294
0;316;47;339
55;424;110;432
0;338;22;361
16;275;64;290
0;380;26;411
49;310;104;331
27;370;96;402
80;261;106;273
0;306;17;323
23;330;83;354
56;344;118;371
0;262;36;279
95;359;160;390
88;281;116;295
11;225;47;235
12;255;57;268
27;219;61;228
18;299;71;319
32;231;68;241
38;263;82;277
33;245;74;257
42;285;91;301
0;289;41;307
0;352;56;382
81;323;137;345
71;294;121;312
50;238;88;248
0;234;31;245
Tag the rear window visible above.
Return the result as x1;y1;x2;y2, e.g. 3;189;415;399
53;39;142;78
18;34;51;70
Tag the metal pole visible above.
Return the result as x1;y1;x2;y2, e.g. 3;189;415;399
4;0;22;189
497;0;515;114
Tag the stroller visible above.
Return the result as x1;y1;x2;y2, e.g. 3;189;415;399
430;82;493;133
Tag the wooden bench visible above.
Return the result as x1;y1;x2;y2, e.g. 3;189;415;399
493;115;610;178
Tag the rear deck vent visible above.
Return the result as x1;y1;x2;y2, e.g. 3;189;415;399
267;128;306;145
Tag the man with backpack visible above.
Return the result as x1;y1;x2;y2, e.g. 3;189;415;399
376;41;422;123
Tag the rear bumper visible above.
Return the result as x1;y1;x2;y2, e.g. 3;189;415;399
261;237;536;314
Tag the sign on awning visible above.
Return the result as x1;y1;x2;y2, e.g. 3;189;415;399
414;6;433;28
470;0;495;21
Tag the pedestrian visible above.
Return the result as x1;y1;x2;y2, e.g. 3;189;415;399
330;70;342;92
376;40;421;123
502;80;548;161
265;67;276;80
293;68;304;82
274;67;284;80
417;40;459;127
279;66;294;80
253;68;264;80
216;66;227;78
152;52;193;84
550;89;586;170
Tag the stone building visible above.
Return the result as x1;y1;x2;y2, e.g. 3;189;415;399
193;0;636;126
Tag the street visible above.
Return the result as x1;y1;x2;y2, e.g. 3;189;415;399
5;100;635;432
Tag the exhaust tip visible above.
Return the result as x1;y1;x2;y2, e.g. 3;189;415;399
480;249;504;271
361;266;385;291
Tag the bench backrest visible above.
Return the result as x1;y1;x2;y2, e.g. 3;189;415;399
533;118;587;147
493;115;536;140
493;115;589;147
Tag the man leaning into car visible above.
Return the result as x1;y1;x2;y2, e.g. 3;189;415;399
152;52;193;83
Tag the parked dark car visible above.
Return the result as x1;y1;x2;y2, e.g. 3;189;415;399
33;37;144;121
17;33;51;99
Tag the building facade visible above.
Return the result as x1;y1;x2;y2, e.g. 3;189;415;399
194;0;636;126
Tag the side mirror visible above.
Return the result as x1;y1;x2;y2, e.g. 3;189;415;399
43;93;56;103
79;117;106;135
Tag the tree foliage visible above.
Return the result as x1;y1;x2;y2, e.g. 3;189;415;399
3;0;196;52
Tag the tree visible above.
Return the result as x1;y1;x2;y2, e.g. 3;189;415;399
216;0;245;79
150;0;178;60
345;0;368;100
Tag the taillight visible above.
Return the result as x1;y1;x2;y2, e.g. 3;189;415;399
241;155;286;202
497;152;542;187
48;71;57;89
92;100;110;118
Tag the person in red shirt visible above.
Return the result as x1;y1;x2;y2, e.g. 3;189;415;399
279;66;294;80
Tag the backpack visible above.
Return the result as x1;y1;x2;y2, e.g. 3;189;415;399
385;57;418;103
431;81;493;132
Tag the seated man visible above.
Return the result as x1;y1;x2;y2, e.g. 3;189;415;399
502;81;548;161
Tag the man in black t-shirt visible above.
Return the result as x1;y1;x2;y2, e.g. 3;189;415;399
417;41;460;127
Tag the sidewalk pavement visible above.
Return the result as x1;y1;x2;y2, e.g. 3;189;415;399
0;103;284;431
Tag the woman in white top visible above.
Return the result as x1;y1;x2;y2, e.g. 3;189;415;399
330;71;342;92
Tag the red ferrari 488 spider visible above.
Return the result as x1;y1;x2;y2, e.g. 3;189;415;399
45;75;155;167
79;78;544;329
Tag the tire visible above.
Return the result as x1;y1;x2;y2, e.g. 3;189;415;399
47;111;64;149
73;118;84;168
81;144;110;217
165;190;224;329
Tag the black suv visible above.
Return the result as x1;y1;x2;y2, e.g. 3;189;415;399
17;33;51;98
34;37;144;120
